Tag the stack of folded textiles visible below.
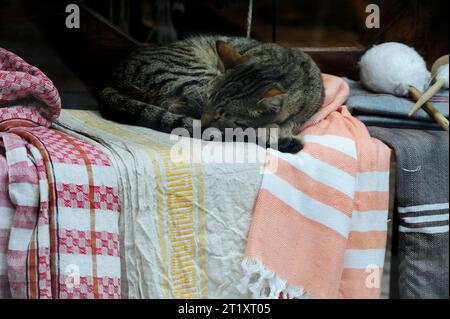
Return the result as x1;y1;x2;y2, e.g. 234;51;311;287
344;78;449;299
0;48;121;299
345;79;449;130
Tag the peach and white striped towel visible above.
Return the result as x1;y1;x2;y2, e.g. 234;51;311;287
241;74;391;299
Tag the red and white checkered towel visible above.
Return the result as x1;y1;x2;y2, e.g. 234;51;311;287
0;48;121;299
0;48;60;124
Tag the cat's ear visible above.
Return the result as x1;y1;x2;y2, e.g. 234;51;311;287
216;40;244;71
257;86;288;113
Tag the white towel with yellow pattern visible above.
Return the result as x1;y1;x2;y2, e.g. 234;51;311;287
53;110;266;299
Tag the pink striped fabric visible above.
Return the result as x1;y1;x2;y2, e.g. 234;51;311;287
1;133;41;298
242;75;391;299
0;150;12;298
0;47;121;299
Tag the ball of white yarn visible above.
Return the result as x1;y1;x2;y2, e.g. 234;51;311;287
436;64;449;89
359;42;431;96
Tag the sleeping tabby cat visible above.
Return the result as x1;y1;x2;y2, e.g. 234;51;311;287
99;36;324;153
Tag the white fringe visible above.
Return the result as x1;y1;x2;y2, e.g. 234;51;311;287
238;258;313;299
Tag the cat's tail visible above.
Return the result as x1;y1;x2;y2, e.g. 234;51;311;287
98;87;194;134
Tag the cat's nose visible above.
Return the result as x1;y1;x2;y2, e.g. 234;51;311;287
201;113;213;127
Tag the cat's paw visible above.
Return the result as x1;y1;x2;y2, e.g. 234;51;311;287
278;137;304;154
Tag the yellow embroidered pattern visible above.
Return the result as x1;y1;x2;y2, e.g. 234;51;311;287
64;110;207;298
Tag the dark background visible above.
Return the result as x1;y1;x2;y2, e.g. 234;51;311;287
0;0;448;110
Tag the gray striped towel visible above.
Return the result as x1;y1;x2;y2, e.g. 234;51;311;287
346;79;449;130
368;127;449;299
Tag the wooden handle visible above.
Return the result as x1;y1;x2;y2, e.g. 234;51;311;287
432;55;449;76
408;80;445;117
408;86;449;132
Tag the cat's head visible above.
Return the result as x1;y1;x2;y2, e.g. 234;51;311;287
202;41;289;131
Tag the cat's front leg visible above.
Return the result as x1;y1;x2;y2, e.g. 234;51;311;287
262;121;304;154
278;136;304;154
163;98;203;118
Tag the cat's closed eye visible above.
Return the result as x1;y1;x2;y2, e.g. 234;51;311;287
216;109;226;119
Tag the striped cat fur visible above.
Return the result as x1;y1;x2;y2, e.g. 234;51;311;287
99;36;324;153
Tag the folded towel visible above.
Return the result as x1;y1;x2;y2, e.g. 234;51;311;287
368;127;449;299
346;79;449;130
0;48;121;299
0;48;61;124
0;153;12;298
54;109;267;298
241;75;391;299
354;115;444;130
